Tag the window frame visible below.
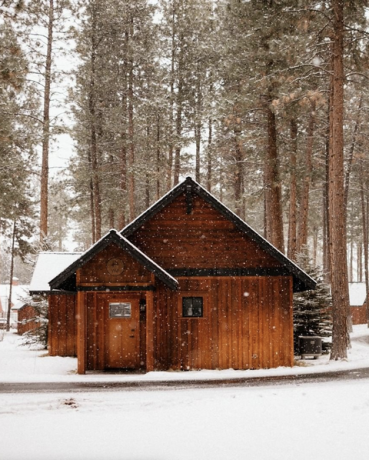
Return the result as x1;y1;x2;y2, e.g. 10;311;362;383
178;292;208;320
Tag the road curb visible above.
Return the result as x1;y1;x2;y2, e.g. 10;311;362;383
1;367;369;393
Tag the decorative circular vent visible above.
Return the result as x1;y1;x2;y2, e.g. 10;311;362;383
106;258;124;275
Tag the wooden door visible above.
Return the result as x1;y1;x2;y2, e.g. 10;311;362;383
104;296;140;369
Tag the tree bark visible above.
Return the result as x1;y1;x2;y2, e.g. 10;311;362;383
287;118;298;260
234;132;243;219
88;3;101;242
264;92;284;252
329;0;350;359
207;116;212;192
156;114;161;201
118;33;128;230
195;65;202;183
297;100;316;253
344;93;363;212
128;18;135;221
361;169;369;327
6;221;15;332
40;0;54;243
167;4;176;190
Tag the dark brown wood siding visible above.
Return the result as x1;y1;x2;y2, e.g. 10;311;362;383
128;193;282;270
78;243;152;286
17;306;38;336
48;295;77;357
351;305;367;325
152;276;293;371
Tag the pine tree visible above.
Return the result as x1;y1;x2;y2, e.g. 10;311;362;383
293;251;332;353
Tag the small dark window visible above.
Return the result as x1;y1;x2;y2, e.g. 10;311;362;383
182;297;203;317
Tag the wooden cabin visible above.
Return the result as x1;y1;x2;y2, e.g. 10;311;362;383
349;283;367;325
15;304;38;335
30;177;315;374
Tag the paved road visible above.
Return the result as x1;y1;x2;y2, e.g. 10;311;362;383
1;367;369;393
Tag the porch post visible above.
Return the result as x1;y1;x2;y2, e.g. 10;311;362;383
77;290;87;374
146;290;154;372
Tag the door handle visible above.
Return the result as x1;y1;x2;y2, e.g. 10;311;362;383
129;335;135;338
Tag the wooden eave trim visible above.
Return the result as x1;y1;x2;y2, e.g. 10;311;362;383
76;285;156;292
29;290;76;296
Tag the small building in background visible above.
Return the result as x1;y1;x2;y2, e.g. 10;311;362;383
0;278;29;330
13;303;38;335
349;283;367;325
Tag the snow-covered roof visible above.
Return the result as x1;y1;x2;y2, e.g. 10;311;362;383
0;284;29;311
29;252;82;293
349;283;367;306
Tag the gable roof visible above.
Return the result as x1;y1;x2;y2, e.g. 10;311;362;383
121;177;316;292
49;229;179;292
0;284;29;311
29;252;82;294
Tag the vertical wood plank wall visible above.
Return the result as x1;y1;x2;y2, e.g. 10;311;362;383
153;276;293;371
48;295;77;357
17;306;39;336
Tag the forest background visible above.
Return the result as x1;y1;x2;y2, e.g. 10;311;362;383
1;0;368;358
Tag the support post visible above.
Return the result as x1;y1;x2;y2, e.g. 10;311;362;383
146;290;154;372
77;290;86;374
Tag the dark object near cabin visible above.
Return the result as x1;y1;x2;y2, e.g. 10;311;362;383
299;336;322;359
30;177;316;374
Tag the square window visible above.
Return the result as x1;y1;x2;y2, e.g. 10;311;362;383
182;297;203;317
109;302;131;318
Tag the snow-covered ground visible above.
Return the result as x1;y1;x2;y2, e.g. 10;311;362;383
1;325;369;383
1;326;369;460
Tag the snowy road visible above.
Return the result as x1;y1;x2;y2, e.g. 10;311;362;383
1;366;369;393
2;379;369;460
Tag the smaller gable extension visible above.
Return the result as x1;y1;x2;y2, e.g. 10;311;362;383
49;230;178;292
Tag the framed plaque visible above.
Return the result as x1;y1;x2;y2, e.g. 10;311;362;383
109;302;131;318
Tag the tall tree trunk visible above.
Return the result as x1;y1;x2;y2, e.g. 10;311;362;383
89;4;101;242
128;19;135;221
349;238;353;283
207;116;212;192
195;67;202;182
323;128;330;282
344;93;363;212
40;0;54;243
297;100;316;253
361;169;369;326
118;36;128;230
167;5;176;190
156;113;161;200
329;0;350;359
288;118;298;260
264;93;284;252
358;241;363;282
173;23;184;186
234;132;243;218
173;68;183;185
6;221;15;332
